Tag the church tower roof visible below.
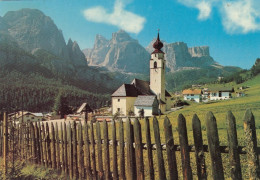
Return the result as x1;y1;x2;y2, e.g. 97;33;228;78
152;32;164;54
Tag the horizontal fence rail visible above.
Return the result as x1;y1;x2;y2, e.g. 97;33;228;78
0;109;259;179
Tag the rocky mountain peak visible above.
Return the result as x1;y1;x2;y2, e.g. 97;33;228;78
67;39;86;67
188;46;210;57
111;29;137;43
94;34;108;49
2;8;69;59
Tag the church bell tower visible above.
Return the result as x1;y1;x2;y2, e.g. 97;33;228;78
150;31;166;109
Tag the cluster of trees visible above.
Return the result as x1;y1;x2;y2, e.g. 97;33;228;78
251;58;260;76
0;71;110;113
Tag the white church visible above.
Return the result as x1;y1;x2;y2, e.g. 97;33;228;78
111;32;172;116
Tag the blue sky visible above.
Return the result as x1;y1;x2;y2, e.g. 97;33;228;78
0;0;259;69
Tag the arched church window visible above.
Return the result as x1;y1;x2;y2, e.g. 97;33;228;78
154;61;157;68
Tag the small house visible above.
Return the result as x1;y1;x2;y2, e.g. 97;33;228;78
208;87;234;100
134;95;159;117
10;111;44;123
182;89;202;103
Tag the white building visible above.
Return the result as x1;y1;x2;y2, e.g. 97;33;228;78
9;111;44;123
134;96;159;117
209;87;234;100
111;32;172;116
182;89;202;103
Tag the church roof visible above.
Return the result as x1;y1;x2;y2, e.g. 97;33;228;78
131;78;154;95
152;32;164;54
134;95;157;107
111;84;139;97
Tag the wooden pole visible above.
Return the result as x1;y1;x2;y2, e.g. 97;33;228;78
3;112;8;176
192;114;207;180
103;120;111;180
164;116;178;180
126;118;136;180
145;117;154;180
96;121;104;179
119;118;126;180
153;116;166;180
206;111;224;180
112;119;119;180
243;109;260;179
133;118;144;180
226;111;242;180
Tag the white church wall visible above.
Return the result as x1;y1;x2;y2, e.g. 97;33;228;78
112;97;126;115
134;106;153;117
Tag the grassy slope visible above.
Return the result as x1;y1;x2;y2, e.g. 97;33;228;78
136;74;260;179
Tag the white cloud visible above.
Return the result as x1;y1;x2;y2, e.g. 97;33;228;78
222;0;260;33
196;1;212;20
177;0;260;34
83;0;146;34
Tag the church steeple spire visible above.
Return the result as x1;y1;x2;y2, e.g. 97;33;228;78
152;30;164;54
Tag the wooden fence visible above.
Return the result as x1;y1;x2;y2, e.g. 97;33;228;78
0;109;259;180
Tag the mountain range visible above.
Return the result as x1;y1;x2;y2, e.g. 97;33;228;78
0;8;242;111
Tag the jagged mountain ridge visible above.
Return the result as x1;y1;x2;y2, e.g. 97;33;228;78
0;8;120;94
84;32;216;73
83;30;150;73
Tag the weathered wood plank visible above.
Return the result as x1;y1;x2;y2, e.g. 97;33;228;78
153;116;166;180
178;114;193;180
134;118;144;180
126;118;136;180
84;121;92;179
226;111;242;180
60;123;65;173
41;123;48;167
206;111;224;180
78;122;84;179
90;121;97;180
243;109;260;179
51;123;57;169
63;122;68;174
96;121;104;179
119;118;126;180
103;120;111;180
30;122;37;163
3;112;7;175
72;121;79;179
192;114;207;180
0;121;3;157
34;123;40;164
46;123;52;167
164;116;178;180
112;119;119;180
68;122;73;179
55;122;60;170
38;122;43;165
144;117;154;180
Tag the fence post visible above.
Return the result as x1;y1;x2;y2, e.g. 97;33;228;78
90;121;97;180
153;116;166;180
243;109;260;179
63;122;68;174
192;114;207;180
178;114;193;180
72;121;78;179
60;122;65;173
37;122;43;165
126;118;136;180
83;121;92;179
133;118;144;180
226;111;242;180
55;123;60;170
68;122;73;179
78;122;84;179
41;123;48;167
0;121;2;157
145;117;154;180
206;111;224;180
51;123;56;169
112;119;119;180
119;118;126;180
30;122;37;164
96;121;104;179
3;112;8;175
103;119;111;180
46;123;51;167
164;116;178;180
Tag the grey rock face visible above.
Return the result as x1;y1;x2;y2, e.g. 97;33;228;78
67;39;87;67
146;39;215;71
83;30;150;73
3;9;69;59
